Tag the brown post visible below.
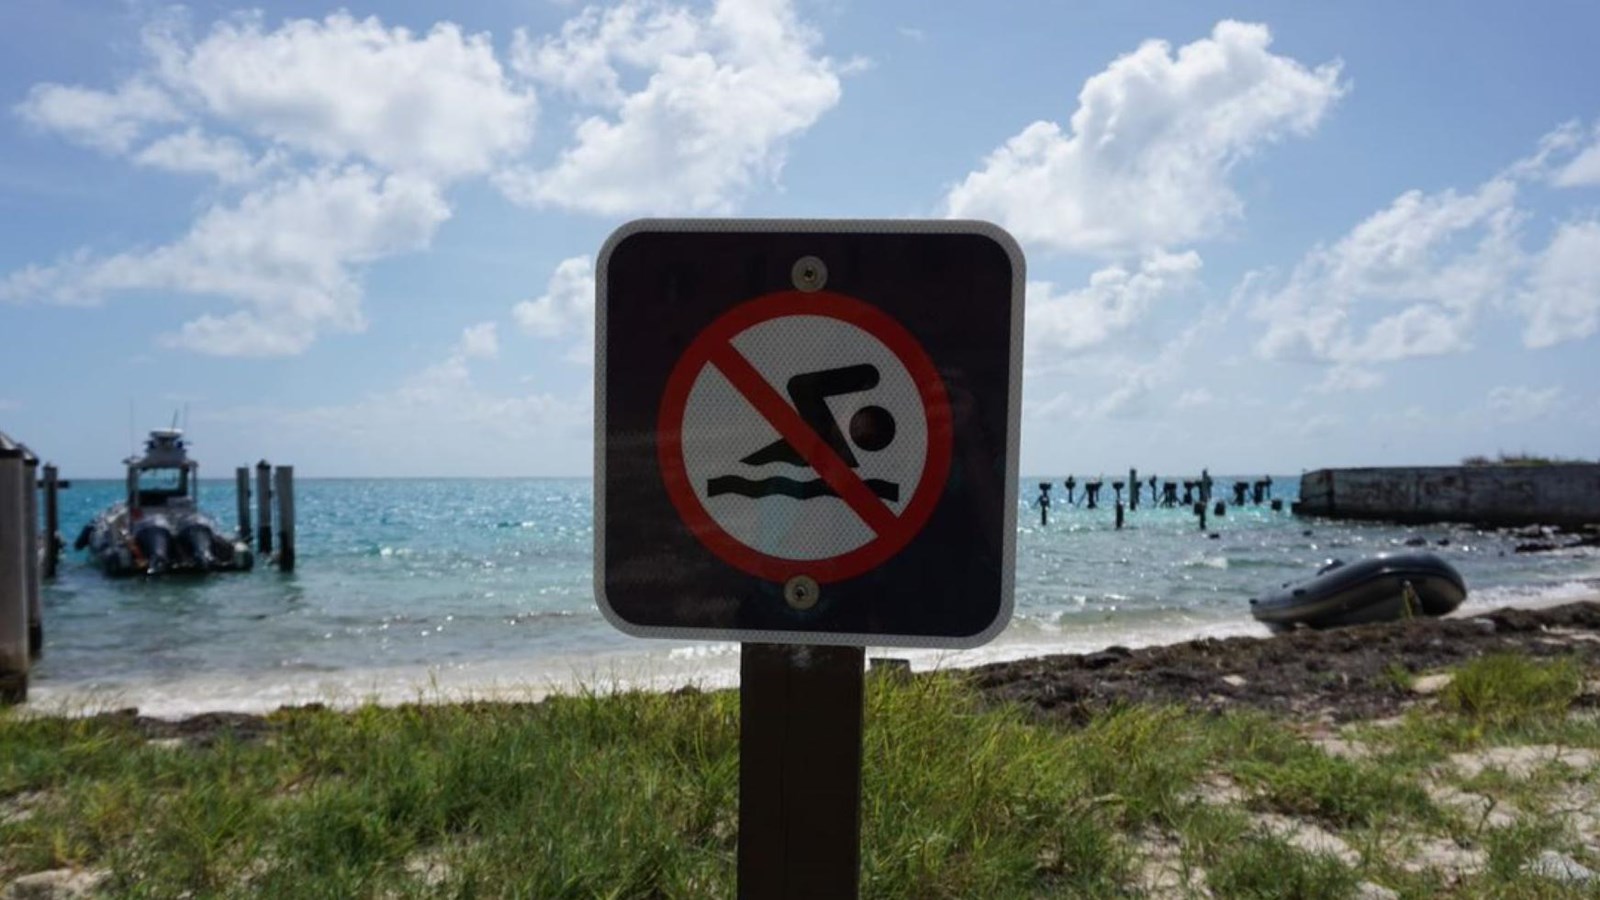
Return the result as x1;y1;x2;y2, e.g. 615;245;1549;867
0;449;29;703
235;467;251;544
42;465;60;580
21;450;41;658
275;465;295;572
255;460;273;556
739;643;864;898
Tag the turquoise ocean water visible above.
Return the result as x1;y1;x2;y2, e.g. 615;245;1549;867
28;476;1600;716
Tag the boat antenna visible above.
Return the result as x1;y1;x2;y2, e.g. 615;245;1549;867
170;408;180;431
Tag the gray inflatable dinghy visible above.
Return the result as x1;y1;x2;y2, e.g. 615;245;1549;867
1250;552;1466;631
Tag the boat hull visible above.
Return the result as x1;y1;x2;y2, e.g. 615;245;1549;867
84;504;253;577
1250;553;1466;631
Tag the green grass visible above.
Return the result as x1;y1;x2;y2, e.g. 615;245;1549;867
1442;653;1584;728
1207;833;1359;899
2;652;1598;897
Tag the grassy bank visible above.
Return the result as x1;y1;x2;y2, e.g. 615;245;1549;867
3;653;1598;898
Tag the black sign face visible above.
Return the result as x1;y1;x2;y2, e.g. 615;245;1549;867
596;220;1023;647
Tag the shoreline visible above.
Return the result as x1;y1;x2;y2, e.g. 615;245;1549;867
15;589;1600;727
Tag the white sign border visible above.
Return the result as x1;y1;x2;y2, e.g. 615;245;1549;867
594;218;1025;649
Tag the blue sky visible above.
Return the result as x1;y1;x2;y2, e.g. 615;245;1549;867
2;0;1598;477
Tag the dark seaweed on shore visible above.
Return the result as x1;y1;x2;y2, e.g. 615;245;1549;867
971;601;1600;724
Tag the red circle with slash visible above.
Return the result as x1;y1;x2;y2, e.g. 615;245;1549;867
658;290;953;584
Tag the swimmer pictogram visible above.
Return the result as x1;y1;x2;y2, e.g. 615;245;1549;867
657;290;952;584
706;363;901;502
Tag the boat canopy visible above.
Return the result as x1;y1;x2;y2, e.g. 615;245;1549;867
125;429;199;508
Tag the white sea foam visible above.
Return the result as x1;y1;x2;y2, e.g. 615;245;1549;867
1454;579;1600;613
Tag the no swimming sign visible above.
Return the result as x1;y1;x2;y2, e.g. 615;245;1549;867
595;220;1023;647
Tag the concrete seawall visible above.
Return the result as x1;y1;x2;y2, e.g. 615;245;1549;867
1294;465;1600;528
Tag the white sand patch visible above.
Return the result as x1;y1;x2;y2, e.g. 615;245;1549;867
1397;837;1487;880
1132;830;1211;899
1250;813;1361;866
1424;782;1519;829
1;868;108;899
1182;773;1247;807
1449;745;1598;780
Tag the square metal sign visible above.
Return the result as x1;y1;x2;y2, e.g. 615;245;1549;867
595;220;1023;647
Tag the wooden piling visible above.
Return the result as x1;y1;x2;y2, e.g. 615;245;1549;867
42;465;59;580
1115;501;1124;530
21;451;41;659
1129;468;1139;511
255;460;273;556
235;467;252;544
275;466;295;572
0;450;29;704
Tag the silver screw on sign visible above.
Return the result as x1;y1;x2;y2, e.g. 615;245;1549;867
784;575;820;610
791;256;828;292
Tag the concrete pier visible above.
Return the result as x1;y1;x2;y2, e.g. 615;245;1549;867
1296;465;1600;528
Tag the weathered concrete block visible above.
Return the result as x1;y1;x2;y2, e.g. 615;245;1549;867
1296;465;1600;528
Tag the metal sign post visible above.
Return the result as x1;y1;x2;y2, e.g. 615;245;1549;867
595;220;1022;897
738;643;864;898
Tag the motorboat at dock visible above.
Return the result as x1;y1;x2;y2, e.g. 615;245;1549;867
75;429;253;576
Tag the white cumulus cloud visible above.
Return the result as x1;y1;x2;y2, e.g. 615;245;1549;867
457;322;500;360
1252;178;1521;365
4;167;449;357
944;20;1343;257
1026;251;1201;359
133;128;268;182
1486;385;1563;422
1311;365;1385;394
14;78;183;153
7;3;848;356
498;0;844;214
1520;219;1600;348
4;9;540;356
1545;121;1600;188
513;256;596;357
145;11;537;182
